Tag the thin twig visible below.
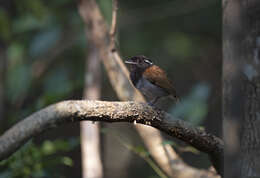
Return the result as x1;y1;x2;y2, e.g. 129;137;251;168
110;0;118;38
106;130;168;178
123;143;169;178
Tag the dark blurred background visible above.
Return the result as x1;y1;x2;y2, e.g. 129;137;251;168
0;0;221;177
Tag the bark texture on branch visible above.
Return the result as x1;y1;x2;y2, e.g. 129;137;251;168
0;100;223;167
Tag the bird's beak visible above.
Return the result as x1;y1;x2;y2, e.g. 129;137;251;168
125;60;138;65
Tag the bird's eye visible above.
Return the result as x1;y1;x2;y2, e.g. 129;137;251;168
144;59;153;65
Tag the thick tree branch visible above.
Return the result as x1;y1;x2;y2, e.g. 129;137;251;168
0;100;223;166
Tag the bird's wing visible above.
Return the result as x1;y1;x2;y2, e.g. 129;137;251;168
143;65;178;99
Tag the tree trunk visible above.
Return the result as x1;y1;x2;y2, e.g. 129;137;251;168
80;46;103;178
0;44;7;131
223;1;260;177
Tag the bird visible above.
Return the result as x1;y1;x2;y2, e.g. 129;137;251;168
125;55;179;105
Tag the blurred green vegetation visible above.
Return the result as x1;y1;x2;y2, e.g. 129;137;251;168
0;138;78;178
0;0;221;177
170;83;210;126
101;128;167;178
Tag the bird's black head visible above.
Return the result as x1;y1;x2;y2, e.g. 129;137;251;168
125;55;153;72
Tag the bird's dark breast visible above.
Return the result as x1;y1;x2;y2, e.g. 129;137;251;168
135;77;169;101
130;69;142;86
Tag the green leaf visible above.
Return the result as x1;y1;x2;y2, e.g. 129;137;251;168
134;146;150;157
61;157;73;167
179;146;200;154
161;140;175;146
42;140;56;155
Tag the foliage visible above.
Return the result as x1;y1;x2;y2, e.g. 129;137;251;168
0;0;220;177
0;138;79;178
101;128;167;178
169;83;210;126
